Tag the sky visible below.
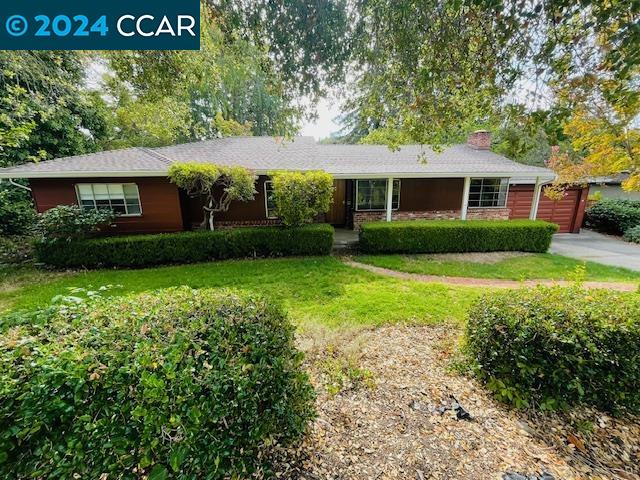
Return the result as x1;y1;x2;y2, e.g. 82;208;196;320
299;97;344;140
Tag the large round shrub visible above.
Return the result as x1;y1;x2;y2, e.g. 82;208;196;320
35;204;114;242
584;198;640;235
466;286;640;413
0;287;316;478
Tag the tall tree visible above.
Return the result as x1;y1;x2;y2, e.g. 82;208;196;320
340;0;523;145
525;0;640;191
104;7;302;146
339;0;638;153
0;51;109;167
208;0;352;100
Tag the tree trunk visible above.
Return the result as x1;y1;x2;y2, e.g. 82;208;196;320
202;197;215;231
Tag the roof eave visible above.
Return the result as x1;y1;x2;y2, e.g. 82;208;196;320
0;169;556;182
0;170;168;179
330;171;556;180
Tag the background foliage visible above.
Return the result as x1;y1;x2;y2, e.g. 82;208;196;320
0;188;36;236
584;199;640;236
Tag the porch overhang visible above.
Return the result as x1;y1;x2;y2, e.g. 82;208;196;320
329;172;556;182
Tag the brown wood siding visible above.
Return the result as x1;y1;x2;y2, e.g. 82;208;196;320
30;177;184;234
507;184;589;233
182;175;271;227
398;178;464;211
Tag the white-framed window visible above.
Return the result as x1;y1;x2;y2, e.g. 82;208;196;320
355;179;400;211
264;180;277;218
468;178;509;208
76;183;142;216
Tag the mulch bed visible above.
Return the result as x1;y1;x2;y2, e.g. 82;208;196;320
274;325;639;479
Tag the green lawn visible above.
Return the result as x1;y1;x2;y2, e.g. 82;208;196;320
355;252;640;282
0;257;480;329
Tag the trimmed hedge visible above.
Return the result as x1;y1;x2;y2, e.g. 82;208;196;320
359;220;558;254
585;198;640;235
34;223;334;268
0;288;316;478
466;287;640;413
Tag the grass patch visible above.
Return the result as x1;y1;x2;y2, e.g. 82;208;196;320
0;265;71;295
355;253;640;282
0;257;479;329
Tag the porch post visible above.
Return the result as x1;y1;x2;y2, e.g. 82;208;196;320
385;177;394;222
530;176;542;220
460;176;471;220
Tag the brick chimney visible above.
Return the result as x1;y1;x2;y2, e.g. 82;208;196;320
467;130;491;150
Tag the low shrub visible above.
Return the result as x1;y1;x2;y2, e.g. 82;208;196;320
34;223;334;268
623;225;640;244
35;205;114;242
465;286;640;413
359;220;558;254
0;287;316;479
584;198;640;235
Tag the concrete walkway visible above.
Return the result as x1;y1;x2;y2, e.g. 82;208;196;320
550;229;640;271
333;228;359;250
343;259;638;291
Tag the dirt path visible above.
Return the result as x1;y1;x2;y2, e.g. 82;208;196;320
343;259;639;291
277;325;639;479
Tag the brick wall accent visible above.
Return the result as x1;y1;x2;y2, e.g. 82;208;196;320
212;218;281;229
466;208;510;220
353;210;460;230
467;130;491;150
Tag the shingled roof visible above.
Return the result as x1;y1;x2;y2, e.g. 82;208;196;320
0;136;555;180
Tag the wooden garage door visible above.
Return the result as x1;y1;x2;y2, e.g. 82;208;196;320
508;185;588;233
507;185;535;219
537;188;581;233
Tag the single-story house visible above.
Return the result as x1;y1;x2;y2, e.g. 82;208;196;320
0;131;589;234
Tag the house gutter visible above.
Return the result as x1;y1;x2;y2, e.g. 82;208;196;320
0;170;556;182
0;171;169;179
0;178;32;191
329;172;556;181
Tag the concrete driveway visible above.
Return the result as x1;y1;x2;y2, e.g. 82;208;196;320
550;229;640;271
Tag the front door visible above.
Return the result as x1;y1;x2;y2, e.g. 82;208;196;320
326;179;347;225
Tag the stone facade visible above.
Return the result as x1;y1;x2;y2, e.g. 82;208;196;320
213;218;281;229
353;210;461;230
353;208;510;229
466;207;510;220
212;207;510;230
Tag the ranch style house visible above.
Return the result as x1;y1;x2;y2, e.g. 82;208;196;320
0;131;588;234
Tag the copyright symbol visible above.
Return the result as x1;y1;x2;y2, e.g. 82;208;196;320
6;15;28;37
